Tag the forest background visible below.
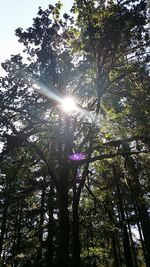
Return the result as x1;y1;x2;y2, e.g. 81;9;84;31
0;0;150;267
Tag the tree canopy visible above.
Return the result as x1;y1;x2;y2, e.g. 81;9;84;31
0;0;149;267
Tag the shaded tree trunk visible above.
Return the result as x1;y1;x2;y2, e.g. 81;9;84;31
71;183;81;267
133;202;148;267
124;201;138;267
0;176;13;258
13;201;23;267
71;170;87;267
116;236;123;267
46;181;54;267
111;235;120;267
137;203;150;266
0;195;9;257
36;177;46;264
113;166;134;267
58;168;70;267
125;156;150;266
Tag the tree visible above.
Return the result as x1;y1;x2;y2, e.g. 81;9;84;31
0;0;149;266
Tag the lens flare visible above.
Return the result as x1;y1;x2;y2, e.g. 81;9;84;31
68;153;87;161
30;77;99;125
61;97;77;113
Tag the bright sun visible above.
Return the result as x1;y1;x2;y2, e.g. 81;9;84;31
61;97;77;112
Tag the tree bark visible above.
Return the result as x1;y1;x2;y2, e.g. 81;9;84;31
0;179;12;258
46;182;54;267
13;201;23;267
71;185;81;267
111;235;120;267
57;168;70;267
124;201;138;267
133;202;148;267
0;197;9;257
125;156;150;266
137;203;150;266
71;170;87;267
36;178;46;264
113;166;134;267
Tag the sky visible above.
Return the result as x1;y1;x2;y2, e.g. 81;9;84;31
0;0;73;75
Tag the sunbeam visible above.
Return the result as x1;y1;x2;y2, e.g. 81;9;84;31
32;82;61;103
29;76;101;126
60;96;78;113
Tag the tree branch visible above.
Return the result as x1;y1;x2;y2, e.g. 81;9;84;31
72;150;148;166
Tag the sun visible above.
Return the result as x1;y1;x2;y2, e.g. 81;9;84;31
61;96;77;113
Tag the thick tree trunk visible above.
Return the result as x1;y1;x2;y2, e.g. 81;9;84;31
124;203;138;267
58;198;70;267
13;202;23;267
117;236;123;266
137;203;150;266
125;156;150;266
36;178;46;264
119;210;133;267
113;166;134;267
71;170;87;267
71;190;80;267
111;235;119;267
0;199;8;257
46;182;54;267
0;184;10;257
57;168;70;267
133;202;148;267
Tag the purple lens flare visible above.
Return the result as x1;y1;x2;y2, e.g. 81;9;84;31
68;152;87;161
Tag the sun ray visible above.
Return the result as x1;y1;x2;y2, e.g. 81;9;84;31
60;96;78;113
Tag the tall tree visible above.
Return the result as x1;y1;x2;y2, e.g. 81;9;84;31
0;1;149;266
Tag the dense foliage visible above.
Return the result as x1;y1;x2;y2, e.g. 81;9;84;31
0;0;149;266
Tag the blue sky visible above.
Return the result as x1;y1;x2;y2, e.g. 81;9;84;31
0;0;73;75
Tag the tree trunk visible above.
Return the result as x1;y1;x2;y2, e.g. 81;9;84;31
46;182;54;267
36;178;46;264
124;201;138;267
0;186;10;257
113;166;134;267
71;170;87;267
0;199;8;257
125;156;150;266
13;201;23;267
111;235;120;267
133;202;148;267
71;186;81;267
117;195;134;267
137;203;150;266
57;168;70;267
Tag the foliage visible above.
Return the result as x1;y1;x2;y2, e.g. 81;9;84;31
0;1;149;267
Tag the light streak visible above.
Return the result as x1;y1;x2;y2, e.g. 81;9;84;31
29;76;101;126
